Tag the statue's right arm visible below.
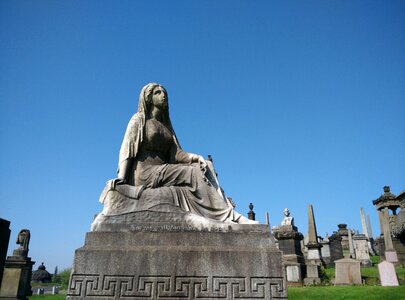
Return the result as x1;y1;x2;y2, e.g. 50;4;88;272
117;158;132;182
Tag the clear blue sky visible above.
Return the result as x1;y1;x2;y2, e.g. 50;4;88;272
1;1;404;271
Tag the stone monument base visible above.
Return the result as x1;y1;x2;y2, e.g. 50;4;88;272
303;264;321;285
68;222;287;300
0;255;34;300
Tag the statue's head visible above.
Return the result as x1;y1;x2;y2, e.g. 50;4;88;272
139;83;168;113
283;208;290;217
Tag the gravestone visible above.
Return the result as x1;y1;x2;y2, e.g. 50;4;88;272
378;260;399;286
337;224;349;256
273;208;305;285
329;227;344;266
334;258;362;285
320;235;331;266
0;229;34;300
52;286;59;294
353;234;371;266
68;83;287;300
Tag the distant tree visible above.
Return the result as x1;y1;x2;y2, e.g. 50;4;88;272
52;268;71;288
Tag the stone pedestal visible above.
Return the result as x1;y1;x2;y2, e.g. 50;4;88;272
303;263;320;285
337;224;349;252
0;255;34;300
334;258;361;285
385;250;399;264
68;223;287;300
273;225;305;286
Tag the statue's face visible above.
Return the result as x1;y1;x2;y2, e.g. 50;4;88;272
284;208;290;216
152;86;167;109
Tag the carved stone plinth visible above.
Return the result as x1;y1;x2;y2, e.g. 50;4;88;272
273;225;305;286
68;223;287;300
0;255;34;300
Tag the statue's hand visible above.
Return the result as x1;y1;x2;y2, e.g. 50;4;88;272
197;155;207;172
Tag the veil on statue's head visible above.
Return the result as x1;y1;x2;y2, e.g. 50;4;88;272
138;83;174;133
118;82;181;177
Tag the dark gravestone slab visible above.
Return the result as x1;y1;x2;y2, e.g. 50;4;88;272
0;218;11;286
329;234;344;266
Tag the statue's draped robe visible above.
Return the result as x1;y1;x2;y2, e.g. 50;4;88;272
118;114;236;222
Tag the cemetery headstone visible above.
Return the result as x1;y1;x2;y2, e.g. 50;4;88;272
0;229;34;300
273;208;305;285
334;257;362;285
353;233;372;266
320;235;331;266
378;260;399;286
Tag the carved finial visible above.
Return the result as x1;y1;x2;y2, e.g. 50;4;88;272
384;186;390;193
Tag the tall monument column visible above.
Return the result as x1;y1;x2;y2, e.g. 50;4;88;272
303;204;322;285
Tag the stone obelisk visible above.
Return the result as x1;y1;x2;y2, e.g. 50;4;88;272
303;204;321;285
360;208;376;255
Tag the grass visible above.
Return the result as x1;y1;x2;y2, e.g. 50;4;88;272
29;286;405;300
320;256;405;286
289;285;405;299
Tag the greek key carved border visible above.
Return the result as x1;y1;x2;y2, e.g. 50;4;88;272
68;274;287;299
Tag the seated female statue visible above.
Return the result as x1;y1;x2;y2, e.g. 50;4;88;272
94;83;255;226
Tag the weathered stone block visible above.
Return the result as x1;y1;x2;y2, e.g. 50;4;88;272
303;264;320;285
0;257;34;300
334;258;361;285
68;223;287;300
